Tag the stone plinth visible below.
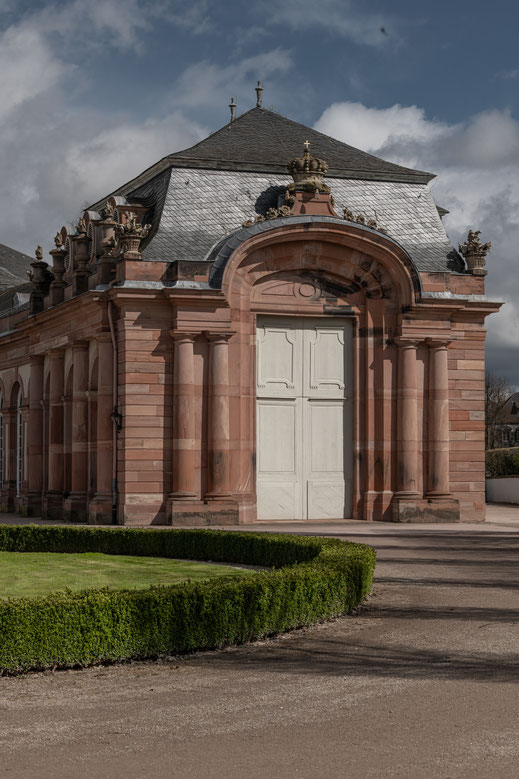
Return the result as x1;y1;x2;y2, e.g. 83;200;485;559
391;497;460;523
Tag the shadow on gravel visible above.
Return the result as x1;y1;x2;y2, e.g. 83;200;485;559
209;639;519;683
377;558;519;567
376;575;519;590
363;604;519;623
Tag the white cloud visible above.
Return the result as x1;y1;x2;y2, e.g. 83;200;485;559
0;2;292;265
157;0;213;35
315;102;449;154
63;113;206;204
315;101;519;385
32;0;151;52
171;49;293;110
0;25;70;121
262;0;398;46
0;2;206;257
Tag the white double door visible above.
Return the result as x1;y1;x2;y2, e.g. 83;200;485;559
256;317;353;520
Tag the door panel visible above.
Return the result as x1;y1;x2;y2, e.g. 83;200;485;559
256;317;352;520
256;398;302;519
256;323;302;397
304;399;352;519
304;324;349;398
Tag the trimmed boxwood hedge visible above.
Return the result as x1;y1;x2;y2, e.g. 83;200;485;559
0;525;376;674
486;447;519;478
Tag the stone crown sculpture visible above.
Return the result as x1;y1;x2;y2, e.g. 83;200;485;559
287;140;330;194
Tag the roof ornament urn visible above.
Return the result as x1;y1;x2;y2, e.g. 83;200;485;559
114;212;151;259
458;229;491;276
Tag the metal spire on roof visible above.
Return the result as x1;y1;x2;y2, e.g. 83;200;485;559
229;97;236;122
255;80;263;108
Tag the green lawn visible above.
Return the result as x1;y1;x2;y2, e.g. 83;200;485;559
0;551;256;599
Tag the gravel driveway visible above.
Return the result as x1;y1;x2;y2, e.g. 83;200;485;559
1;507;518;778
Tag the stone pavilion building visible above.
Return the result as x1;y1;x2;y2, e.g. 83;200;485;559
0;93;501;524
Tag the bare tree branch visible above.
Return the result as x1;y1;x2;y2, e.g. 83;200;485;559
485;370;513;449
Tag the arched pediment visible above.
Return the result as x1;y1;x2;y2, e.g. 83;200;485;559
211;217;421;309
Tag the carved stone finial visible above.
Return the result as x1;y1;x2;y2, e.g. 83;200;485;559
343;206;387;234
255;80;263;108
54;232;63;249
115;212;151;239
458;229;491;276
35;245;43;261
76;217;87;236
100;200;115;221
113;212;151;258
229;97;236;122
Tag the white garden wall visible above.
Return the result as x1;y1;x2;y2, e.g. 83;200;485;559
486;477;519;505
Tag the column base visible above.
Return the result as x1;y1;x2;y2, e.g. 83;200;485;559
41;492;64;521
26;492;43;517
63;492;88;523
390;495;460;523
168;498;239;526
88;493;115;525
359;490;395;521
14;495;29;516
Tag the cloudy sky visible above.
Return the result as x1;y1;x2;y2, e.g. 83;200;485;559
1;0;518;383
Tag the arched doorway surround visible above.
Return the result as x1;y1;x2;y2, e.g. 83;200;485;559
215;219;428;522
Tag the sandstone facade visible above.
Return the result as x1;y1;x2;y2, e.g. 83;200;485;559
0;106;501;524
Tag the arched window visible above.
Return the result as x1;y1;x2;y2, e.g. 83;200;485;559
16;389;22;497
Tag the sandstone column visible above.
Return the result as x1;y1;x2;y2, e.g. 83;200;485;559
67;342;89;521
170;332;198;499
205;332;232;498
395;339;421;497
426;339;452;497
46;350;65;519
91;335;114;523
27;356;44;516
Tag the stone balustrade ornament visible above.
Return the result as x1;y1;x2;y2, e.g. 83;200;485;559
76;217;88;237
28;245;53;312
458;229;491;276
100;200;115;221
113;212;151;258
343;207;388;234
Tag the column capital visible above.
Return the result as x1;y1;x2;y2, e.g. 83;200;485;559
94;332;112;344
425;338;452;349
47;347;66;359
395;337;421;348
71;340;90;351
29;354;45;366
204;330;235;344
169;330;201;343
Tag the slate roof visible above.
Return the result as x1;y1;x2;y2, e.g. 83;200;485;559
141;169;463;273
167;108;433;184
87;106;463;275
0;281;31;314
0;243;32;291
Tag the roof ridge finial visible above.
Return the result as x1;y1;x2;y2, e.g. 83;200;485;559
255;80;263;108
229;97;236;122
